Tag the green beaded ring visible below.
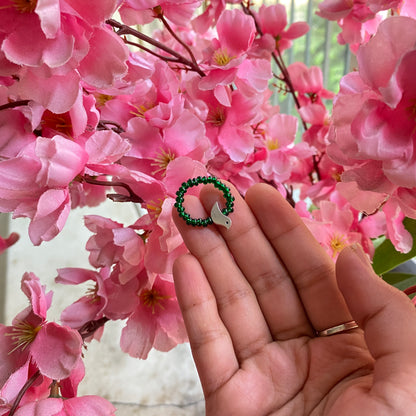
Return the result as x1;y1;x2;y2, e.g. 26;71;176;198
174;176;234;229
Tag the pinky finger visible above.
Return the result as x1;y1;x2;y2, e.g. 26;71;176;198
336;244;416;380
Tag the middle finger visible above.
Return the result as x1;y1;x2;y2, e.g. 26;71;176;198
200;182;315;340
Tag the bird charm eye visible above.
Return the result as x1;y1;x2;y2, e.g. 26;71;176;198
211;202;232;230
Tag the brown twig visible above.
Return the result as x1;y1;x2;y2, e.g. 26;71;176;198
9;370;41;416
0;100;30;112
79;317;110;340
241;2;321;181
82;175;144;203
97;120;125;134
106;19;205;77
156;10;199;67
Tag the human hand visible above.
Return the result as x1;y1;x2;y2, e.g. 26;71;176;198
173;182;416;415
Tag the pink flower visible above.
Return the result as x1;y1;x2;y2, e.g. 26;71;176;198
199;9;256;96
0;232;19;255
0;102;35;159
119;0;201;27
1;0;128;112
0;360;51;414
40;90;100;142
317;0;401;50
84;215;145;284
257;4;309;51
56;268;110;332
191;0;226;34
120;275;187;359
123;101;210;179
187;87;262;163
13;395;115;416
0;136;88;245
299;200;365;259
383;198;413;254
0;273;82;383
327;17;416;251
286;62;334;106
248;113;315;185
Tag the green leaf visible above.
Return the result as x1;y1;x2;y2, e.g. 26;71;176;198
372;218;416;275
382;272;416;291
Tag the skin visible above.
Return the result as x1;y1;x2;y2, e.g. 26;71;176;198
172;182;416;416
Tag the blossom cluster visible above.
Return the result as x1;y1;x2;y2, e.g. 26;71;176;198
0;0;415;413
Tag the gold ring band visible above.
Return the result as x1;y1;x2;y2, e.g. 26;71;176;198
316;320;359;337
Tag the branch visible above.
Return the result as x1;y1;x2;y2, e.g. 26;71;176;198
106;19;205;77
9;370;41;416
155;9;199;67
79;317;110;340
97;120;125;134
240;3;307;130
82;175;144;203
0;100;30;112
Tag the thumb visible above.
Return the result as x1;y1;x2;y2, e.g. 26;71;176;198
336;244;416;377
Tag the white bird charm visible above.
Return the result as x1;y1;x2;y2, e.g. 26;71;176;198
210;202;232;229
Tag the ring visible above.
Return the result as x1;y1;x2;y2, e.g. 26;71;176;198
174;176;234;229
316;320;359;337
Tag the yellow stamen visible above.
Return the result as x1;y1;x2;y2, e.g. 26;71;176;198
146;198;164;220
5;320;42;354
207;107;226;126
86;283;100;304
10;0;37;13
266;138;279;151
212;48;234;66
94;93;114;107
150;148;176;176
329;233;348;258
41;110;73;138
130;103;154;118
140;288;170;314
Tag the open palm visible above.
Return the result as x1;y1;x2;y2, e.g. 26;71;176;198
173;183;416;415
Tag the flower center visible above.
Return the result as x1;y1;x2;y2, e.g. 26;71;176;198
140;288;169;314
130;102;155;118
207;107;226;126
41;110;73;138
86;283;100;304
150;148;176;176
266;138;279;151
329;233;348;257
11;0;37;13
94;93;114;107
406;99;416;123
5;320;42;354
146;198;165;220
212;48;234;66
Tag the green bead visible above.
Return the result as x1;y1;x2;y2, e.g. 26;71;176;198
175;175;233;228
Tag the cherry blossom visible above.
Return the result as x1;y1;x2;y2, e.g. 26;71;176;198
327;16;416;251
256;4;309;52
0;273;82;384
317;0;401;50
120;274;187;359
